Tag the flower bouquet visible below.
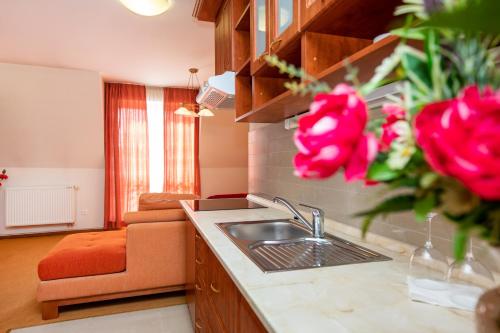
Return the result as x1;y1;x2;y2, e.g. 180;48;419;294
0;169;8;187
266;0;500;260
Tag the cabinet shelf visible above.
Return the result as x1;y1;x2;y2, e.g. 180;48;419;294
234;3;250;31
236;57;251;76
236;35;401;123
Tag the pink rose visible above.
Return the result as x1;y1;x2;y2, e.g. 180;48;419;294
294;84;368;179
380;104;406;151
345;133;379;182
415;85;500;200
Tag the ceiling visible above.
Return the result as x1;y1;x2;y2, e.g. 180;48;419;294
0;0;215;87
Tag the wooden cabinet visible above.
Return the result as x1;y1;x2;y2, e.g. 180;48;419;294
215;0;233;74
270;0;299;54
251;0;299;74
250;0;270;74
195;0;402;122
299;0;335;30
186;219;268;333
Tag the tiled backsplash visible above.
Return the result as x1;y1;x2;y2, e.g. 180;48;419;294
249;122;499;271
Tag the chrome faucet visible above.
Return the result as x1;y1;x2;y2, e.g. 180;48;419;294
272;197;325;238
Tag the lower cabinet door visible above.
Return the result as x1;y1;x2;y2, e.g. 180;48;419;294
207;248;239;332
239;296;268;333
206;297;226;333
192;228;268;332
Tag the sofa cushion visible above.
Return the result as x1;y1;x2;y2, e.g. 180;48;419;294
38;230;126;281
123;209;186;225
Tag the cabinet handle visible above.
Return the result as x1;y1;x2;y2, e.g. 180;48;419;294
195;258;203;265
195;283;202;291
210;282;221;293
195;321;202;329
270;39;282;51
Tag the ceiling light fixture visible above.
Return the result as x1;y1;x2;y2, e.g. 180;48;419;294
119;0;172;17
198;107;215;117
174;68;214;118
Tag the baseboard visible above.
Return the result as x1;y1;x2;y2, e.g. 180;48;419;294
0;228;105;239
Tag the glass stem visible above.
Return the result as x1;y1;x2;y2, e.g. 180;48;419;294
424;214;433;249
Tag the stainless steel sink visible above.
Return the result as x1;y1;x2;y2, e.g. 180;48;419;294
217;220;391;273
225;220;310;241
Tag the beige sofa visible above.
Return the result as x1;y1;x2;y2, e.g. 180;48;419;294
37;193;197;319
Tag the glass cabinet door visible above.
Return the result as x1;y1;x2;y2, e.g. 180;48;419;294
254;0;268;58
276;0;293;36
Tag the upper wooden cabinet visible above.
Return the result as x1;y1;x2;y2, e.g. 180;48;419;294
193;0;225;22
194;0;402;123
250;0;270;74
215;0;233;74
250;0;299;74
270;0;299;54
300;0;335;30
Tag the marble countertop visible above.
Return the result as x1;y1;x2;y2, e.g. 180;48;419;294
181;195;474;333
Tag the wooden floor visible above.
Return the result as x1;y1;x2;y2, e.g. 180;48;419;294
0;234;186;333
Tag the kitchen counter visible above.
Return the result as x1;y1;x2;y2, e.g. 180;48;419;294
181;195;474;333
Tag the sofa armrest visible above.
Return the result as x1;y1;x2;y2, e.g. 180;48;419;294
123;209;186;225
138;193;199;211
126;221;186;286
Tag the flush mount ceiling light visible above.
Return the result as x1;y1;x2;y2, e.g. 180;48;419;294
119;0;172;16
175;68;215;118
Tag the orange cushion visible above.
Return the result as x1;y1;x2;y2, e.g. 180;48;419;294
38;230;126;281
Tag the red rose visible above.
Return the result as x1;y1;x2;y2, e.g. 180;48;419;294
294;84;368;179
415;85;500;200
344;133;379;182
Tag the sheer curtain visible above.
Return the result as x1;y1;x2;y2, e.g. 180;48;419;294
104;83;149;229
163;88;201;195
146;86;165;192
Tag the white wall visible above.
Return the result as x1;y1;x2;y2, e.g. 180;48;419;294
0;63;104;235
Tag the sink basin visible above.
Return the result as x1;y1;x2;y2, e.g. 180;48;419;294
225;220;310;241
217;220;391;273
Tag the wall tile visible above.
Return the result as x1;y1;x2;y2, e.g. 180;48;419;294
248;122;497;270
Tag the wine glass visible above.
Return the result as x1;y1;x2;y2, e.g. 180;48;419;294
408;212;449;289
447;238;495;309
447;238;495;289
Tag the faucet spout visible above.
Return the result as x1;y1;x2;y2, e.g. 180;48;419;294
272;197;324;238
272;197;312;232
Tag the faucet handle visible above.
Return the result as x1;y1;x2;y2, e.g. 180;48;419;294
299;203;324;217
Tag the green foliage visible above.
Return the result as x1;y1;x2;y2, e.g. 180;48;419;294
414;192;437;222
453;230;467;261
356;195;416;238
264;55;331;96
367;162;401;182
427;0;500;34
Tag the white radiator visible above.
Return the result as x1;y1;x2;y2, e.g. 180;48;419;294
5;186;76;227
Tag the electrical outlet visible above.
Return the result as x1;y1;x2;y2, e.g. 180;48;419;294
80;209;89;216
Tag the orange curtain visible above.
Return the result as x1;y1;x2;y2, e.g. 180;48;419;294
105;83;149;229
163;88;201;195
